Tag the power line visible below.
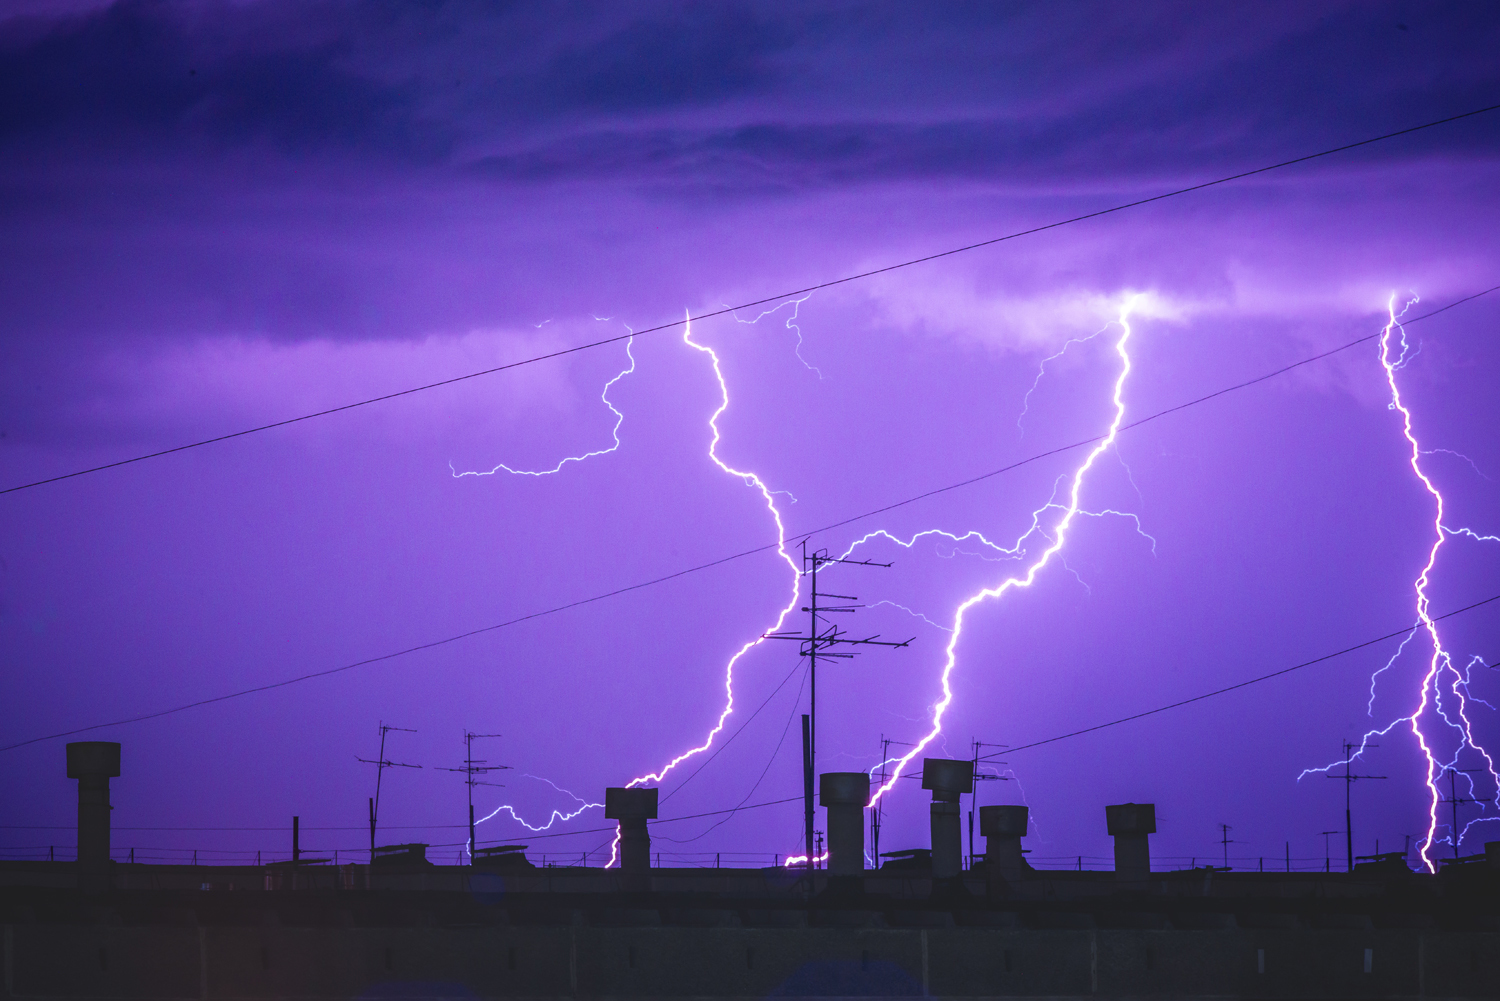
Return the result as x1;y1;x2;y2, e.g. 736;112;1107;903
0;825;468;832
6;611;1495;844
1;283;1494;754
1001;593;1500;755
656;663;811;844
659;657;806;805
9;605;1496;850
4;103;1496;499
0;796;806;844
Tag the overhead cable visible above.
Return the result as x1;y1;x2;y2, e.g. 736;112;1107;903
1;284;1494;753
1004;595;1500;755
3;103;1497;498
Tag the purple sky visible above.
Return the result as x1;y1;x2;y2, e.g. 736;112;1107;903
2;1;1498;872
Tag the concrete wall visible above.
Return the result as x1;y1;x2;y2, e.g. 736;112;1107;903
1;862;1438;901
4;918;1498;998
2;861;1495;998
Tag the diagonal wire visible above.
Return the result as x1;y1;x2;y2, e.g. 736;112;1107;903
4;103;1497;498
1002;593;1500;755
659;657;806;805
656;672;809;845
8;608;1496;847
0;284;1494;754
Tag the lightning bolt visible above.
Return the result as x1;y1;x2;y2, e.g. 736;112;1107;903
1016;322;1110;434
839;506;1156;569
782;852;829;867
446;318;636;857
450;309;801;867
863;294;1145;806
474;774;603;833
597;311;805;868
732;295;822;379
450;321;637;478
622;313;802;788
866;600;954;633
1298;294;1500;871
451;305;807;869
1423;448;1491;481
471;298;1149;865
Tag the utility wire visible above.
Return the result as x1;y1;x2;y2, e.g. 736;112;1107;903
2;797;807;844
0;825;467;832
2;282;1492;754
656;667;809;844
6;612;1495;843
3;103;1496;499
1003;593;1500;755
659;657;805;805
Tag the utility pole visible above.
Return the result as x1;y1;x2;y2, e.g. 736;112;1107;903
969;739;1010;868
801;715;813;871
1318;831;1339;872
766;542;913;868
1439;766;1483;860
1326;739;1385;871
439;732;509;862
1218;824;1235;870
357;722;421;862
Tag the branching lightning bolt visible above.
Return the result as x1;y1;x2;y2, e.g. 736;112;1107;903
866;600;954;633
839;504;1155;568
474;774;603;833
1423;448;1492;481
1297;294;1500;871
1017;322;1110;434
453;307;805;869
465;297;1150;860
862;295;1146;806
450;322;637;478
599;312;805;868
623;313;802;788
732;295;822;379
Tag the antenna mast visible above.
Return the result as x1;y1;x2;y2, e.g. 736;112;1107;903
439;731;510;862
1326;739;1385;871
356;722;421;861
1218;823;1237;870
766;541;913;868
1439;766;1483;860
969;739;1010;868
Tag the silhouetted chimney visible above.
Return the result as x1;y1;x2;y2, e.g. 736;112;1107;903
1106;802;1155;882
980;804;1028;883
819;772;869;876
605;787;657;892
66;742;120;894
922;758;974;880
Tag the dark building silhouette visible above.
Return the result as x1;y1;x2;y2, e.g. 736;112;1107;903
2;752;1496;998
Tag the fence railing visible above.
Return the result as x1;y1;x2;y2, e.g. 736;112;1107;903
1;845;1432;872
0;846;804;868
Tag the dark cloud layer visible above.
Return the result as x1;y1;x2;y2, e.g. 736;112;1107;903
3;1;1495;180
2;0;1496;360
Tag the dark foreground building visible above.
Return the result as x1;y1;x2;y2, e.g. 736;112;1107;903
1;743;1495;999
